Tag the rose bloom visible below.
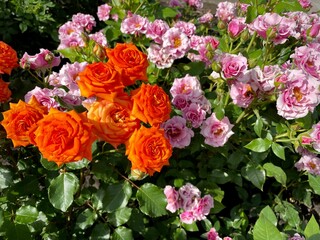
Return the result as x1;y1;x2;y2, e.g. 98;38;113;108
120;12;149;35
125;126;172;176
230;81;255;108
198;12;214;23
131;83;171;126
20;48;61;71
161;116;194;148
164;185;180;213
106;43;149;86
309;122;320;152
146;19;170;44
77;62;124;99
228;17;246;38
0;78;12;103
97;3;112;21
215;1;236;22
1;97;47;147
33;108;97;166
288;233;305;240
276;70;320;120
85;93;141;148
298;0;311;9
0;41;19;75
200;113;234;147
295;150;320;176
170;74;203;99
221;53;248;79
162;27;190;59
180;211;195;224
147;43;175;69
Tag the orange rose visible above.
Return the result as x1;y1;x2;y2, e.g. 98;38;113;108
131;83;172;126
106;43;148;86
0;78;12;103
85;92;141;148
33;108;96;166
0;41;19;75
125;126;172;176
1;96;47;147
77;62;124;99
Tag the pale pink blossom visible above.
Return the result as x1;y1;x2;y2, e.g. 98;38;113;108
182;103;206;128
276;70;320;120
228;17;246;38
146;19;169;44
207;228;222;240
147;44;175;69
164;186;180;213
173;21;196;37
273;17;298;45
20;49;61;71
298;0;312;9
72;13;96;32
97;3;112;21
170;74;203;99
180;211;195;224
230;81;255;108
249;13;282;39
169;0;183;7
215;1;236;22
172;94;190;110
198;12;214;24
193;195;213;220
183;0;203;9
221;53;248;79
162;27;190;59
120;12;149;35
310;122;320;152
89;31;108;47
161;116;194;148
295;150;320;176
24;87;60;110
200;113;234;147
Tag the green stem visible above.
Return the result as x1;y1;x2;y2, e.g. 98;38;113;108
246;32;257;53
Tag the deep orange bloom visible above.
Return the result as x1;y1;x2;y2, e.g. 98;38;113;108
77;61;124;99
125;126;172;176
1;96;47;147
85;92;141;148
0;78;12;103
0;41;19;75
131;83;172;126
33;108;97;166
106;43;148;86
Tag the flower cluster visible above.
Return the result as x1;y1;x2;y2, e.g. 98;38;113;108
205;227;232;240
164;183;214;224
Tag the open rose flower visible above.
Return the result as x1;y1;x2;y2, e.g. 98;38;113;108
20;49;61;71
1;97;47;147
106;43;149;86
131;83;171;126
85;93;141;148
0;41;19;75
77;62;124;99
33;108;97;166
125;126;172;176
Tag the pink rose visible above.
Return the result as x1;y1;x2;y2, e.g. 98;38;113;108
164;186;180;213
20;49;61;71
221;53;248;79
228;17;246;38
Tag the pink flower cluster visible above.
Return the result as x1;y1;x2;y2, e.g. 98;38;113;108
164;183;214;224
20;49;61;72
165;74;234;148
120;12;219;68
206;228;232;240
58;12;107;50
288;233;305;240
24;62;88;110
168;0;203;9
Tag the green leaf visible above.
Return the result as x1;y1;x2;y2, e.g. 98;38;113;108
2;221;32;240
161;7;178;18
273;0;303;14
253;206;283;240
308;174;320;195
102;182;132;213
173;228;187;240
254;117;263;137
214;105;225;120
48;172;79;212
57;47;79;62
242;164;265;190
304;215;320;240
127;208;145;233
75;208;97;230
66;158;90;170
40;157;60;171
136;183;168;217
0;167;13;190
112;226;133;240
182;221;199;231
181;61;206;76
245;138;272;152
90;223;111;240
246;5;258;23
263;163;287;187
15;206;39;224
108;207;132;227
271;142;286;160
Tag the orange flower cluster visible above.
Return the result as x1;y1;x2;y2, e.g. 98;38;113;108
0;41;19;75
79;42;172;175
1;97;97;166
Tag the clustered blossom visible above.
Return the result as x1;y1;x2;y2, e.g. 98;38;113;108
97;3;112;21
164;183;214;224
20;49;61;71
215;1;236;22
206;228;233;240
288;233;305;240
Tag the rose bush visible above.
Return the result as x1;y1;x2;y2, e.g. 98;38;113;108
1;0;320;239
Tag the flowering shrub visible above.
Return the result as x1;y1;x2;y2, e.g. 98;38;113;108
1;0;320;239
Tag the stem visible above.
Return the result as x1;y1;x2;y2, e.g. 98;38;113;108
246;32;257;53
